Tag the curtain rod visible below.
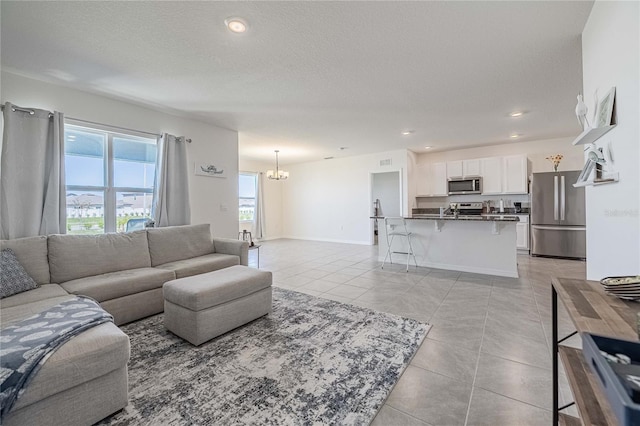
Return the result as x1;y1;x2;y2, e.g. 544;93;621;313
65;117;191;143
1;103;53;118
1;104;191;143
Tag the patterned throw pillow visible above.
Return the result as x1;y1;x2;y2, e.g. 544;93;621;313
0;249;38;299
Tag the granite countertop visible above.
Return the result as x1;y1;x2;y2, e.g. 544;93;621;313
409;214;520;222
412;208;530;215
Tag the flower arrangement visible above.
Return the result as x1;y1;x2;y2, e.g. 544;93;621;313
546;154;564;172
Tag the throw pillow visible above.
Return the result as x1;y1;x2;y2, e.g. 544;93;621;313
0;249;38;299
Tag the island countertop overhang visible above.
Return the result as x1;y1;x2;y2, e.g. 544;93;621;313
370;215;519;222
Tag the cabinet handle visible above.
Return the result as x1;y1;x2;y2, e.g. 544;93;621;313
553;176;559;220
560;175;565;221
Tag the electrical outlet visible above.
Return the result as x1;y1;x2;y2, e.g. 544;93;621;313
219;204;228;212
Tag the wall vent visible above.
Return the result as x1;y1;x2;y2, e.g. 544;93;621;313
379;159;392;167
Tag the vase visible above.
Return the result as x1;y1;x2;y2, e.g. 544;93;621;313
554;165;558;172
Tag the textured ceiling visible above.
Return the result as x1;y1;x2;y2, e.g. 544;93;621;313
1;1;593;165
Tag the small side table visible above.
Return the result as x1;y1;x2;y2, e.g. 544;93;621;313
248;244;261;268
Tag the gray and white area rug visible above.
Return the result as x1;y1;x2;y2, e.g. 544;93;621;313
100;288;430;425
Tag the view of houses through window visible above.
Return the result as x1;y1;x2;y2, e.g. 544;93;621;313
239;173;257;222
65;124;157;234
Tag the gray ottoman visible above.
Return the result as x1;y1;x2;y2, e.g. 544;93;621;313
163;265;272;345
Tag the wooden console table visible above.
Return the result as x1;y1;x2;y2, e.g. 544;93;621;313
552;277;640;425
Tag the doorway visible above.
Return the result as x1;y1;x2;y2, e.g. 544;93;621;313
370;170;402;245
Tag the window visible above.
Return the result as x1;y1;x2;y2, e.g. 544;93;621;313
65;124;157;234
239;173;257;222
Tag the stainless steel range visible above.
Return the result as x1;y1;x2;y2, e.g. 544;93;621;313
453;202;484;215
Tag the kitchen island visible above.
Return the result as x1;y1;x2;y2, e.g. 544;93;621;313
377;214;520;278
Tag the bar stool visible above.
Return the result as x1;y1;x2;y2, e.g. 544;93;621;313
382;217;418;272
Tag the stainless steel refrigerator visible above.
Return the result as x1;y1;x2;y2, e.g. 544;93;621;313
531;171;586;259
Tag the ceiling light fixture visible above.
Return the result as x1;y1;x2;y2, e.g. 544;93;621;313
225;18;247;33
509;111;524;117
401;130;414;136
424;146;432;149
266;150;289;180
510;133;520;139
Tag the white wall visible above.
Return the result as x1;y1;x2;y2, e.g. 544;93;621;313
238;158;284;240
582;1;640;279
1;71;239;238
282;149;409;244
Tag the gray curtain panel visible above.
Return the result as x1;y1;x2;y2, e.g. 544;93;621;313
252;172;265;240
0;103;66;239
153;133;191;227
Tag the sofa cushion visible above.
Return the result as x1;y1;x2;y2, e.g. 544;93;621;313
0;236;50;284
147;224;214;266
0;249;38;298
60;267;175;302
0;296;74;326
12;322;130;411
48;231;151;283
0;284;69;309
155;253;240;279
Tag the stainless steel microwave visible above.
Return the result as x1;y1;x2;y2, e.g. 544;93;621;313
448;177;482;195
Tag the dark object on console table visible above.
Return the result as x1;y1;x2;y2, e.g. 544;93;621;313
582;333;640;425
552;277;640;425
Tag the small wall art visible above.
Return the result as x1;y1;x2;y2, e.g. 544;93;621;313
595;87;616;128
195;162;227;178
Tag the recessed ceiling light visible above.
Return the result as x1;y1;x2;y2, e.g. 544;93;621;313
225;18;247;33
339;147;348;150
510;133;520;139
509;111;524;117
324;156;334;160
401;130;414;136
424;146;432;149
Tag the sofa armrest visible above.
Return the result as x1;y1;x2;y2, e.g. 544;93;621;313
213;238;249;266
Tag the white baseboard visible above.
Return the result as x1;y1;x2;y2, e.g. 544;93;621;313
281;235;372;246
256;235;283;242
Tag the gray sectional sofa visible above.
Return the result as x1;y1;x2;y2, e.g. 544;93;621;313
0;224;248;426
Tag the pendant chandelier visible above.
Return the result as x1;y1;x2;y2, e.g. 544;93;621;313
266;150;289;180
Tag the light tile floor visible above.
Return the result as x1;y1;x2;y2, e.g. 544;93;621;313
250;239;585;426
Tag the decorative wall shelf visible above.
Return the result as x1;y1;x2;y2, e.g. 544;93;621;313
572;174;619;187
572;125;617;146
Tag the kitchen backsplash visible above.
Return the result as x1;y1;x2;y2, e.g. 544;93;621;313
415;193;530;210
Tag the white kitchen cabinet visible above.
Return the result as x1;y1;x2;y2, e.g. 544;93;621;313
416;163;431;196
446;161;463;179
463;159;481;177
432;162;448;195
516;215;529;250
416;162;447;197
503;155;528;194
480;157;503;194
448;160;480;178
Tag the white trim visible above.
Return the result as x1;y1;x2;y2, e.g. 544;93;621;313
65;119;159;141
65;122;157;233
